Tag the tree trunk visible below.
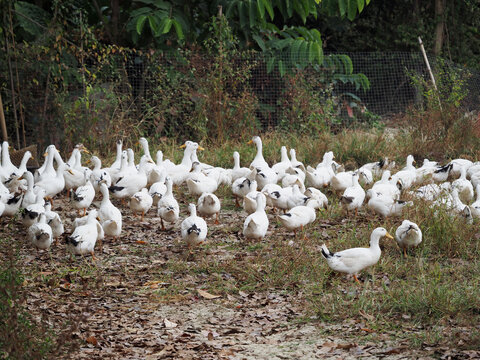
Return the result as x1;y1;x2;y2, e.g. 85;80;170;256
434;0;446;55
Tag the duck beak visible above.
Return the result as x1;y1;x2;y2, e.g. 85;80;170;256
68;169;75;175
385;232;394;240
43;152;48;157
198;146;205;151
179;144;186;149
247;140;253;144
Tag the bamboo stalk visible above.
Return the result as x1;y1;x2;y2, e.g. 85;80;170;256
0;94;7;141
418;36;443;112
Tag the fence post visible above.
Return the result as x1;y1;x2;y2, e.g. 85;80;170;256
418;37;443;112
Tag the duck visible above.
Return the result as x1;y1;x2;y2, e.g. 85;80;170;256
197;192;221;224
130;187;153;221
414;159;438;184
432;163;453;183
331;171;354;193
63;146;90;193
1;190;23;216
360;158;394;178
27;213;53;251
271;146;291;181
306;152;336;189
340;172;365;216
304;187;328;209
243;189;261;215
452;166;474;203
248;136;269;169
243;193;269;241
98;182;122;239
281;166;306;192
261;183;282;208
149;172;167;206
66;209;103;260
289;149;305;171
268;184;308;212
181;203;208;248
109;150;128;184
367;191;411;218
157;176;179;230
368;170;401;200
1;141;17;177
147;150;167;185
89;155;112;193
138;137;155;171
109;155;152;201
391;155;416;191
449;158;473;178
20;171;36;208
22;188;46;227
166;141;203;185
34;145;57;182
232;168;258;206
230;151;250;182
186;162;218;196
34;163;73;203
254;165;278;190
106;139;123;176
470;184;480;219
6;150;33;179
395;220;422;256
321;227;393;283
72;169;95;216
277;200;316;238
44;202;64;242
358;168;373;186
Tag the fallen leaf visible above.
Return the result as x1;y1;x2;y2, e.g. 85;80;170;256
164;318;178;328
136;240;147;245
208;332;214;341
86;335;98;346
197;289;221;299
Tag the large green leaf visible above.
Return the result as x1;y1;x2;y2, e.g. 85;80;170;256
347;0;358;21
14;1;50;36
172;19;184;39
136;15;148;34
278;59;286;76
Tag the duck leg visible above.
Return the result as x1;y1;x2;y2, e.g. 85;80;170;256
141;211;145;222
90;251;97;262
83;208;86;217
403;247;407;257
215;212;219;225
161;218;166;231
353;274;361;284
234;196;240;207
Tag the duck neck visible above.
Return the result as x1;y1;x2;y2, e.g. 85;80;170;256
280;147;289;163
156;151;163;167
189;204;197;217
18;153;30;173
2;142;12;167
233;153;240;170
180;147;193;168
254;140;265;164
93;157;101;171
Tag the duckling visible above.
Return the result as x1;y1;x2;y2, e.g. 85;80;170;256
157;177;179;230
395;220;422;256
197;192;221;224
72;169;95;216
321;227;393;283
243;193;269;241
181;203;208;248
66;209;102;260
27;214;53;251
340;172;365;216
98;182;122;239
130;187;153;222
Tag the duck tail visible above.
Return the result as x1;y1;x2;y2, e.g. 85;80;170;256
321;244;333;259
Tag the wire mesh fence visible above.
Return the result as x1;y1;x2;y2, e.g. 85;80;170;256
1;49;479;154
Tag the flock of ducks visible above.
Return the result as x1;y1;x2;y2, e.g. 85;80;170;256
0;135;476;282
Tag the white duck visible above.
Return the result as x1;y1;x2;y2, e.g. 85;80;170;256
34;163;72;203
27;213;53;251
289;149;305;172
72;169;95;216
106;139;123;176
330;171;354;193
186;162;218;196
230;151;250;182
197;192;221;224
181;203;208;248
98;182;122;239
66;209;102;260
109;155;152;201
149;172;167;206
243;193;269;241
63;146;90;193
243;189;261;215
395;220;422;256
130;187;153;221
452;166;474;203
148;150;167;185
304;187;328;209
391;155;416;191
414;159;438;184
340;172;365;216
271;146;291;181
321;227;393;283
166;141;203;185
254;165;278;190
22;188;46;227
248;136;269;169
449;158;473;178
368;170;400;200
35;145;57;182
471;184;480;219
281;166;306;192
367;191;411;218
89;155;112;193
277;200;316;238
157;177;179;230
1;191;23;216
360;158;394;178
1;141;17;177
232;168;258;206
20;171;37;209
44;202;64;242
